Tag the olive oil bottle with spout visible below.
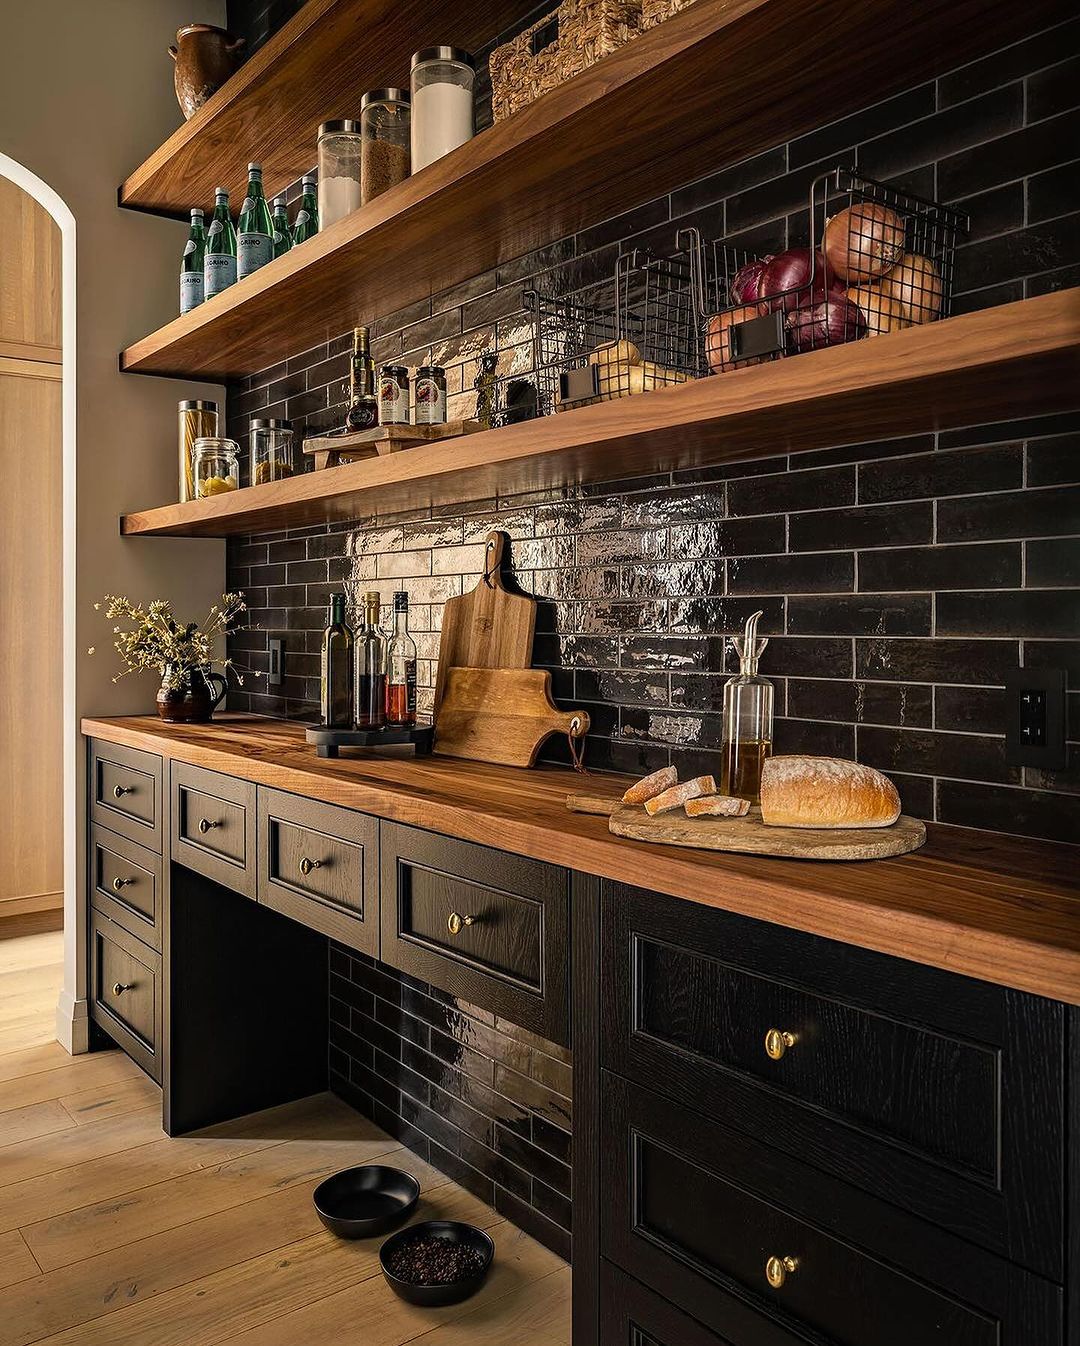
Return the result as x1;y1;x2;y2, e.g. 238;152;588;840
720;609;773;803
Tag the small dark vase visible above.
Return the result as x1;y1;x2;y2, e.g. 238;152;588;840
156;666;228;723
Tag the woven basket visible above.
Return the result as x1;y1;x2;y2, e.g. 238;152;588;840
640;0;696;28
490;0;643;122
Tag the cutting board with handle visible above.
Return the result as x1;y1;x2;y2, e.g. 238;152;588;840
567;796;925;860
435;668;589;767
434;531;536;714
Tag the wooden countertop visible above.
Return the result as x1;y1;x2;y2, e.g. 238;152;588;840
83;714;1080;1005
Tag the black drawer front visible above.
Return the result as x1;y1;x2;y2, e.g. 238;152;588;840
90;910;161;1082
603;1074;1061;1346
90;740;162;851
90;825;160;949
602;1265;753;1346
603;883;1064;1278
380;821;569;1046
172;762;256;898
258;787;378;956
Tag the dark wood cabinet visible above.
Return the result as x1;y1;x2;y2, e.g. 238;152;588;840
90;739;162;851
380;821;569;1046
90;824;161;950
89;909;162;1082
257;787;378;956
171;761;256;897
600;1264;779;1346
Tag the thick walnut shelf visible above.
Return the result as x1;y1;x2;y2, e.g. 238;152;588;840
119;0;1067;379
120;290;1080;537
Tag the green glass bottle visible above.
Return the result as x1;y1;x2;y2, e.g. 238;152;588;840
203;187;237;299
271;195;292;260
179;207;206;315
320;593;354;728
292;173;319;245
237;163;274;280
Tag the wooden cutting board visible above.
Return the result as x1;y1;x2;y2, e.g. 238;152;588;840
567;796;925;860
434;531;536;714
435;668;589;767
304;420;481;470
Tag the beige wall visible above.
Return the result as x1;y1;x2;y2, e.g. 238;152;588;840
0;0;228;1048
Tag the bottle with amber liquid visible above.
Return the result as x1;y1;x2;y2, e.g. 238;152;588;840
720;609;773;803
320;593;354;728
385;591;417;726
355;591;387;730
345;325;379;431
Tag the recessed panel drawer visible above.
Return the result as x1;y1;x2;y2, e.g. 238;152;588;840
89;739;162;851
172;762;256;897
601;1264;774;1346
89;910;161;1082
257;787;378;955
90;824;160;949
602;883;1064;1278
380;821;569;1046
603;1073;1061;1346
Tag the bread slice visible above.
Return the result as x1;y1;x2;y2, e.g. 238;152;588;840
622;765;678;805
645;776;717;816
685;795;751;818
760;756;900;829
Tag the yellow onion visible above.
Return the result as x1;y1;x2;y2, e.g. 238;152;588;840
879;253;942;324
823;202;906;282
589;338;642;367
846;285;910;336
706;306;769;373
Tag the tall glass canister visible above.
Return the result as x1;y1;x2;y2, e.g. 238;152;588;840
410;48;474;172
317;120;362;228
360;89;410;205
178;400;218;503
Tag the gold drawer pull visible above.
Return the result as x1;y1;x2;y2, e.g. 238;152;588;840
299;856;323;877
765;1028;797;1060
113;783;134;798
112;876;134;891
447;912;476;936
765;1255;798;1289
198;817;220;834
112;981;134;996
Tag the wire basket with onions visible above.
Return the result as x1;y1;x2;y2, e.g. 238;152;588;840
527;249;699;414
687;168;968;375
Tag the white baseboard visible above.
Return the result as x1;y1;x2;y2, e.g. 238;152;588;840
55;990;89;1055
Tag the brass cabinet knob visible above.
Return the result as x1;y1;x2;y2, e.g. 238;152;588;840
447;912;475;936
765;1028;797;1060
198;817;219;834
299;856;322;876
112;876;133;891
765;1254;798;1289
113;784;133;798
112;981;133;996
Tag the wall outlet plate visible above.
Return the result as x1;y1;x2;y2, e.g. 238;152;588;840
268;638;285;688
1004;667;1066;769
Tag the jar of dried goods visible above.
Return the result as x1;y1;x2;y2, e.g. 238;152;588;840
360;89;411;205
250;418;295;484
178;400;218;503
410;48;474;172
193;437;240;497
317;120;362;228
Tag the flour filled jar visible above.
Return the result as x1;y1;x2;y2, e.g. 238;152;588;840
410;48;475;172
317;120;362;227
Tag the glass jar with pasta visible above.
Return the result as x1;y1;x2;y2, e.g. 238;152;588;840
193;436;239;497
178;400;218;502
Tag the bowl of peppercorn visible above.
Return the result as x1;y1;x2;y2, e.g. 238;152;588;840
378;1219;495;1306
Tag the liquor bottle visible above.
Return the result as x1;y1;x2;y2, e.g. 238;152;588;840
270;195;292;260
320;593;354;728
237;163;274;280
345;325;378;431
203;187;237;299
719;609;773;803
385;591;417;726
355;591;387;730
179;208;206;315
292;173;319;245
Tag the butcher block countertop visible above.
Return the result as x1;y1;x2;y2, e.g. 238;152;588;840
84;714;1080;1005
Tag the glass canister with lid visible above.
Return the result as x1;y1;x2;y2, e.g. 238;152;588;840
193;436;240;497
410;48;475;172
360;89;410;205
250;417;295;483
178;399;218;503
317;120;362;228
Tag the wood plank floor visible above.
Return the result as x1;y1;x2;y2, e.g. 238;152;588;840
0;930;571;1344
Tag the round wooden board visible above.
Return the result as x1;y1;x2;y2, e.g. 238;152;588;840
608;803;926;860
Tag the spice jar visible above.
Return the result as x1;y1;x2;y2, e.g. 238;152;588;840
410;48;474;172
360;89;410;205
414;364;447;425
178;400;218;503
379;365;410;425
250;417;294;484
317;120;361;228
193;436;239;497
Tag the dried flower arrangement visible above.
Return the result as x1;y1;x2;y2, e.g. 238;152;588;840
91;592;246;688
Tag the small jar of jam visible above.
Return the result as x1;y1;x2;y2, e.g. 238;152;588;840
414;363;447;425
379;364;410;425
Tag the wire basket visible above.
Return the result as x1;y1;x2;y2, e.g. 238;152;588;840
528;250;699;414
686;168;969;375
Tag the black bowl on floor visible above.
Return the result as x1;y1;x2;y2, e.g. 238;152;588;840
379;1219;495;1306
312;1165;420;1239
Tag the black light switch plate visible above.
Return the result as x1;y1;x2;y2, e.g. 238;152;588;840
1004;667;1067;769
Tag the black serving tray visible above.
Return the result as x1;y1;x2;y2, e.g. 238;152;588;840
305;725;433;758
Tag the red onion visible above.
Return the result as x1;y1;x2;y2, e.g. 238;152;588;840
706;305;770;372
728;257;771;308
759;248;844;312
785;295;866;353
823;203;906;282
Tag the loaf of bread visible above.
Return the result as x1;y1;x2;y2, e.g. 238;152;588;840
685;795;750;818
622;765;678;805
645;776;717;816
760;756;900;829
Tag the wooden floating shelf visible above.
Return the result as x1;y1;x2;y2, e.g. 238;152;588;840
120;290;1080;537
119;0;1066;381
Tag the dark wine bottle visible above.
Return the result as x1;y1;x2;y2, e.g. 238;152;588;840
320;593;354;728
355;591;386;730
